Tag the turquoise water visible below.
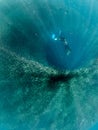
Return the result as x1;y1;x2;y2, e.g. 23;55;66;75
0;0;98;130
0;0;98;69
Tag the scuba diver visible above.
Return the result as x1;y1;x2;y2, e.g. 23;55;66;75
52;31;71;55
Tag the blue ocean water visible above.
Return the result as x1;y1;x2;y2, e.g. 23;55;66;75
0;0;98;130
0;0;98;69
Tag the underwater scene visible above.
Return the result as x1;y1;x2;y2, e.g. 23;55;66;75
0;0;98;130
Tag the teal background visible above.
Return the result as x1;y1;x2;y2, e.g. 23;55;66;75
0;0;98;130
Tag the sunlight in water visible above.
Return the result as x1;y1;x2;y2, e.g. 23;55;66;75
0;1;98;130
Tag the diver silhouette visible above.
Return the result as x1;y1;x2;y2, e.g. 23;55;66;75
52;31;71;55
